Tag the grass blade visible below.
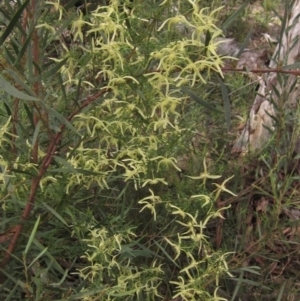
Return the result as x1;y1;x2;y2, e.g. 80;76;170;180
28;246;49;269
153;239;180;268
217;75;231;131
221;2;249;31
24;215;41;254
42;202;69;227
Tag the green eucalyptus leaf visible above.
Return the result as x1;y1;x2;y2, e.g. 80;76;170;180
14;25;35;66
0;75;39;101
5;69;37;96
46;106;81;136
0;0;30;45
23;102;35;130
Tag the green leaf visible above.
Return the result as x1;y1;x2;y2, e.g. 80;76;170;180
64;0;82;10
153;239;180;268
14;25;35;66
0;268;33;293
74;77;82;107
3;283;18;301
76;168;108;176
58;73;68;104
275;0;289;61
204;30;212;56
32;120;42;147
217;75;231;131
46;106;81;136
231;266;261;275
3;0;14;14
3;101;12;116
32;239;65;274
181;86;222;113
0;75;39;101
27;39;34;79
23;103;35;130
0;0;30;46
28;246;49;269
236;27;253;58
67;287;105;301
221;2;249;31
282;62;300;70
9;37;20;57
25;215;41;254
42;202;69;227
10;168;35;176
53;156;79;173
31;57;69;83
3;46;16;65
6;69;37;97
230;269;244;301
276;282;286;301
230;277;270;289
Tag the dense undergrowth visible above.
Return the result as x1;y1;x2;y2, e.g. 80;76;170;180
1;0;300;300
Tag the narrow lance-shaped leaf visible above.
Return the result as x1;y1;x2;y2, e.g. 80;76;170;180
282;61;300;70
0;5;26;36
0;0;30;46
276;282;286;301
24;215;41;254
23;103;35;130
32;239;65;274
58;73;68;104
3;0;15;14
217;75;231;131
0;75;39;101
74;77;83;107
15;25;35;66
31;57;69;82
27;38;34;79
204;30;212;56
274;0;289;62
9;37;20;57
53;156;79;173
6;68;37;97
181;86;222;113
236;27;253;58
221;2;249;31
31;120;42;147
4;46;16;64
45;106;81;136
3;101;12;116
42;202;69;227
27;246;49;269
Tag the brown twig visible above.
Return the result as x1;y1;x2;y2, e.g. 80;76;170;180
221;66;300;76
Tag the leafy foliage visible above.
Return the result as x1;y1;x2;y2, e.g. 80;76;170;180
0;0;236;300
